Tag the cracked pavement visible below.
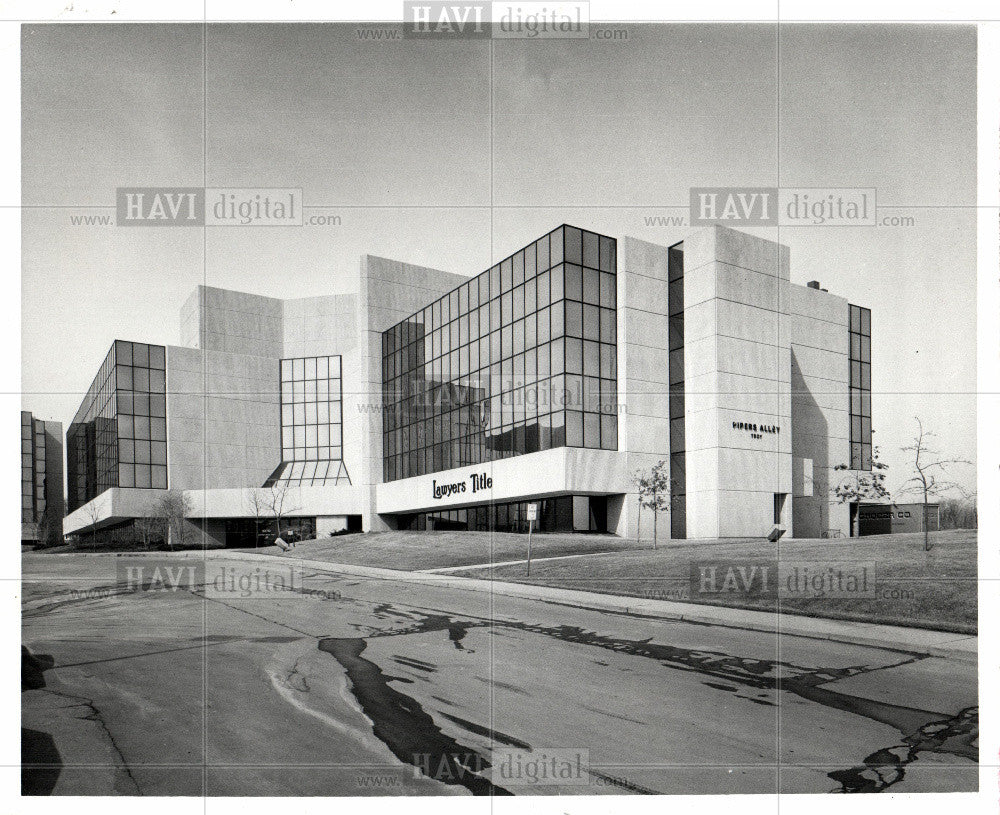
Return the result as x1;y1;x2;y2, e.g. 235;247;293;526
21;552;978;795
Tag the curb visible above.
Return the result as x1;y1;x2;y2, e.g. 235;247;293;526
202;549;978;664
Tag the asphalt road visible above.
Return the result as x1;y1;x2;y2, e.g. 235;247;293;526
21;552;979;796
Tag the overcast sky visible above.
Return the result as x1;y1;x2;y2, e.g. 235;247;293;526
21;22;977;495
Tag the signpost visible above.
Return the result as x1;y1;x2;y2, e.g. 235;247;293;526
526;503;538;576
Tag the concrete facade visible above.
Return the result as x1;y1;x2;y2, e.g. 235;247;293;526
789;284;852;537
375;448;629;516
613;236;672;540
63;255;465;540
681;227;792;538
62;225;868;544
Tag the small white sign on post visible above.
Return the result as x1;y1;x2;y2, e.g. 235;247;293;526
526;503;538;576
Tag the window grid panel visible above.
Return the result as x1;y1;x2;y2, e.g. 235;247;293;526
66;341;167;511
848;305;872;471
274;355;351;486
381;227;618;482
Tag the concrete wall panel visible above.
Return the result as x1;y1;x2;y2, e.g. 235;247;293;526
713;263;787;312
716;299;790;348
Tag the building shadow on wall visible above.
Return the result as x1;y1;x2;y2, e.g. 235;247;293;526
790;352;833;537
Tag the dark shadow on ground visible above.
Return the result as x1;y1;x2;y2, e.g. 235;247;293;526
22;646;61;795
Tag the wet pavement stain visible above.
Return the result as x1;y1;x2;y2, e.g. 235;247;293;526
318;636;511;795
392;656;437;673
578;702;647;726
438;712;531;749
828;706;978;793
473;675;529;695
703;681;739;692
321;604;977;793
25;574;978;795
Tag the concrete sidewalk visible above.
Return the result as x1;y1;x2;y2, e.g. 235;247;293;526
202;549;977;663
421;550;620;573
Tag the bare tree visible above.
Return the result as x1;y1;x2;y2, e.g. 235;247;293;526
899;417;972;551
134;514;164;550
155;490;191;550
82;501;103;550
832;446;890;537
265;482;299;543
244;487;268;548
34;512;52;549
939;494;978;530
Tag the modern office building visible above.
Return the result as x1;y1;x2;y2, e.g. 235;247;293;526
21;411;64;546
62;224;872;543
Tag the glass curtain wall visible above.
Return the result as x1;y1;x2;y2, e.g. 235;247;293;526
382;225;618;483
266;355;351;486
67;340;167;511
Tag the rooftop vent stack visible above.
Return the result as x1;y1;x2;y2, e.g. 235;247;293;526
807;280;821;289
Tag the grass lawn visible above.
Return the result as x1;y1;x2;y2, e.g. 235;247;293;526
237;530;637;571
66;526;975;633
458;529;978;634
